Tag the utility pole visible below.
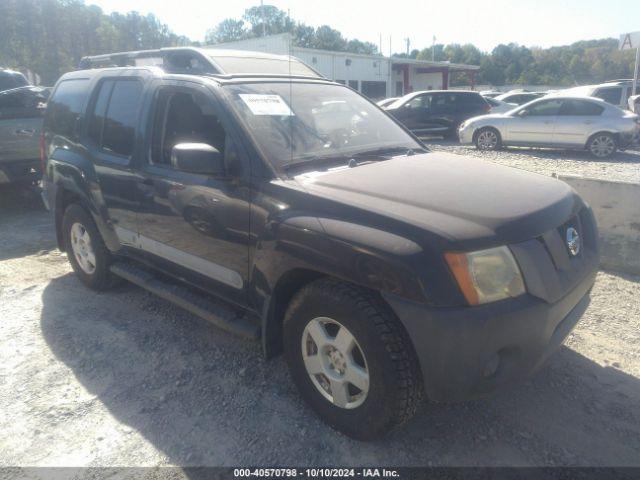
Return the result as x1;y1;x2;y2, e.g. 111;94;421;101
261;0;266;37
405;38;410;55
634;46;640;96
432;35;436;62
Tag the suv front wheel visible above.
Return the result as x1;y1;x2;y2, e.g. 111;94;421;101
284;278;423;440
62;204;117;290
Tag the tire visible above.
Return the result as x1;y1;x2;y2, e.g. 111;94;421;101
62;203;118;290
283;278;423;440
475;127;502;151
443;127;459;141
587;132;617;159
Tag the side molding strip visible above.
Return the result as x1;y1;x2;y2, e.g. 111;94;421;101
114;226;244;289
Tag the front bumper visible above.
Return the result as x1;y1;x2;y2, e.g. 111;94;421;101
384;267;596;402
457;124;475;144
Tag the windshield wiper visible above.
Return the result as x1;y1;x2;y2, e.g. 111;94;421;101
349;145;427;161
283;146;427;174
282;154;351;173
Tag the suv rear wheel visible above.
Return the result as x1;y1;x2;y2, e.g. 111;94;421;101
62;204;117;290
587;132;617;159
283;278;423;440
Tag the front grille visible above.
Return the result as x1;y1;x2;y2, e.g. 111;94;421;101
510;207;599;304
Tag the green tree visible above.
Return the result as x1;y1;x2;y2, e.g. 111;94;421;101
313;25;347;51
242;4;293;37
205;19;247;44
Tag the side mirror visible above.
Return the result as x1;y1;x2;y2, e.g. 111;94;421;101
171;143;224;176
515;109;528;117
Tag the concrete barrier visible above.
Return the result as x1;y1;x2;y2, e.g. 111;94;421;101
557;175;640;275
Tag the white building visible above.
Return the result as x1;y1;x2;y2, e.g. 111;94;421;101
206;33;480;99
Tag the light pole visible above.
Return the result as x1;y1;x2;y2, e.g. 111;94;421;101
432;36;436;62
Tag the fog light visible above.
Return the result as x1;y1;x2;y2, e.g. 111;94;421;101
483;353;500;378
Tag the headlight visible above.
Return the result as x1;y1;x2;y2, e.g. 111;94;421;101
445;246;525;305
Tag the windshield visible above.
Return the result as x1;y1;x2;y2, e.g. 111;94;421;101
223;82;421;170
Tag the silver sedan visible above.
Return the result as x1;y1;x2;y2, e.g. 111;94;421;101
458;96;640;158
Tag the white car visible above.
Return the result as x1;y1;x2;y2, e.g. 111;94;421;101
484;97;518;113
557;81;640;110
494;91;544;105
376;97;399;108
458;95;640;158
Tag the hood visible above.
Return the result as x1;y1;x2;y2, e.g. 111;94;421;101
293;152;580;248
466;112;511;123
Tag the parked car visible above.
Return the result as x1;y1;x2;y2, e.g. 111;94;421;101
458;95;640;158
376;97;399;108
384;90;490;137
484;96;518;113
558;80;640;110
42;47;599;440
494;90;545;105
0;69;28;93
480;90;502;98
0;86;49;185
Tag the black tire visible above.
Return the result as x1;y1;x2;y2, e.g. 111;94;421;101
587;132;617;159
443;127;459;141
283;278;423;440
62;203;118;290
474;127;502;151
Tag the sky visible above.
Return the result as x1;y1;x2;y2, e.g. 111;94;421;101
88;0;640;54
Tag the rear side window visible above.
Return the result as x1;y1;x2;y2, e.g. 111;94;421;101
594;87;622;105
47;79;90;140
559;100;604;116
87;79;143;158
87;79;113;145
524;99;563;116
453;93;487;111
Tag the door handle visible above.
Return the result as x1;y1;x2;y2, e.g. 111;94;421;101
14;128;36;136
141;177;154;186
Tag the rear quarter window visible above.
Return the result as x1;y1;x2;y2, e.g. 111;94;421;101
594;87;622;105
46;78;90;140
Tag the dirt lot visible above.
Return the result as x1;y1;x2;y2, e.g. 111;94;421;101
1;148;639;468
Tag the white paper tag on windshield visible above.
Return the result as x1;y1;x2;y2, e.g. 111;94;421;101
239;94;294;116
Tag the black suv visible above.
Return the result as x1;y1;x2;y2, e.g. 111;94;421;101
383;90;490;138
41;47;599;440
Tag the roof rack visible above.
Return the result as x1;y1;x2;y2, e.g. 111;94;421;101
79;47;220;74
78;47;324;79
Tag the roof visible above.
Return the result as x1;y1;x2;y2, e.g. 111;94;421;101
389;57;480;71
210;33;480;72
78;47;324;80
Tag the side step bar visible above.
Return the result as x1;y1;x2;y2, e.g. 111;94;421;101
110;261;260;340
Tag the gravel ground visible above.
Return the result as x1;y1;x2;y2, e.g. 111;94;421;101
1;185;639;469
424;139;640;184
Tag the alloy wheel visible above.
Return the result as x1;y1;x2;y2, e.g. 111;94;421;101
477;129;498;150
301;317;369;409
590;135;615;158
70;222;96;274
